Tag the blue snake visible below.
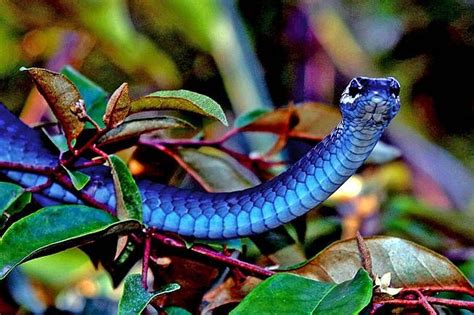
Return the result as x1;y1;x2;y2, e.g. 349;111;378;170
0;77;400;240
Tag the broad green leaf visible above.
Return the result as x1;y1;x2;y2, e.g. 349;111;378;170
108;155;143;222
234;108;271;128
0;205;141;279
21;67;85;145
130;90;228;126
231;269;372;315
61;166;90;190
177;146;260;192
0;182;31;217
103;83;130;128
60;65;108;128
98;116;193;145
292;236;473;290
118;274;180;315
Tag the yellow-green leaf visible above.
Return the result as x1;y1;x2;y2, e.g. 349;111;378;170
130;90;228;126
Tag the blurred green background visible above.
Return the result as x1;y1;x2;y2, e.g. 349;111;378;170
0;0;472;313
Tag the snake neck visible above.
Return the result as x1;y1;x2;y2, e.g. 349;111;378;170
262;120;382;219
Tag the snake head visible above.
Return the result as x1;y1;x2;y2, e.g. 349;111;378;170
340;77;401;130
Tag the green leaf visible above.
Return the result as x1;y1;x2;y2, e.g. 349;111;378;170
0;182;31;217
292;236;473;290
163;306;192;315
118;274;180;315
0;205;141;279
103;82;130;128
42;130;73;153
130;90;228;126
98;116;193;145
60;65;108;128
21;67;85;146
231;269;372;315
177;146;260;192
108;155;143;222
61;166;91;190
234;108;271;128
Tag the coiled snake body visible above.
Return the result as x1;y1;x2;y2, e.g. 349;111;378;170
0;77;400;239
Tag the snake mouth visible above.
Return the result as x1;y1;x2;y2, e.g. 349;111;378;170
362;97;393;124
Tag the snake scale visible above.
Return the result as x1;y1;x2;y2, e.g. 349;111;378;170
0;77;400;239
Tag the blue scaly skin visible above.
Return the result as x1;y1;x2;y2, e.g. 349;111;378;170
0;77;400;239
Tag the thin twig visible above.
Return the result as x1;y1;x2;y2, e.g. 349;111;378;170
356;231;374;280
26;177;53;193
0;161;53;174
421;286;474;296
426;296;474;310
149;231;274;278
149;143;214;192
409;289;437;315
54;172;115;215
142;234;152;290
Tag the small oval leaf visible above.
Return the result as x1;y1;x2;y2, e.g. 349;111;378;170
108;155;143;222
0;205;141;279
130;90;228;126
103;83;131;128
0;182;31;217
61;166;91;191
22;67;85;145
98;116;193;145
292;236;473;290
118;274;180;315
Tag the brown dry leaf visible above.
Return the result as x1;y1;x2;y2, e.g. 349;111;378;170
151;254;220;312
241;102;340;141
292;236;472;290
202;276;262;314
22;67;85;146
103;83;130;128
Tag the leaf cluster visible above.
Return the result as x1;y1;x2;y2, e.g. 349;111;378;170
0;67;472;314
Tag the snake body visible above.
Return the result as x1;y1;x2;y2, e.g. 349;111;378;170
0;77;400;239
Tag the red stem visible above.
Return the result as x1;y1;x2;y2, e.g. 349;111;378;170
377;297;474;310
0;161;52;174
54;172;115;214
426;296;474;310
149;231;274;278
149;144;214;192
410;289;437;315
142;235;151;290
420;286;474;296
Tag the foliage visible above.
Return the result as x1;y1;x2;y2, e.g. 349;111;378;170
0;67;471;314
0;1;473;313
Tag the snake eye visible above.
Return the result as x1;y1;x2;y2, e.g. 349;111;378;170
348;79;363;97
389;79;400;97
